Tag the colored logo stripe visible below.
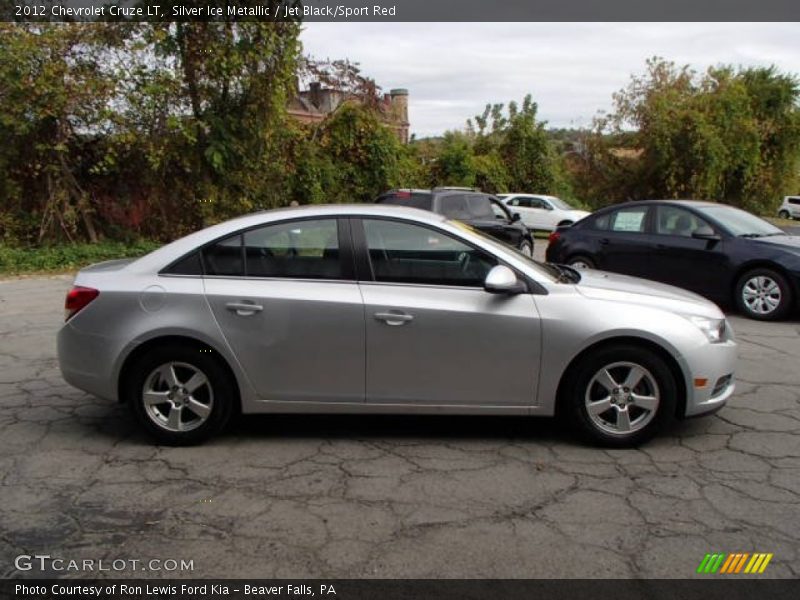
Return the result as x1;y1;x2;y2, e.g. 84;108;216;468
698;553;773;574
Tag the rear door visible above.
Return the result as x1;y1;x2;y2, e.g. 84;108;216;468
202;217;365;404
354;217;541;407
592;205;655;277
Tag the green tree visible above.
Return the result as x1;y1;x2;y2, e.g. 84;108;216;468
581;58;800;213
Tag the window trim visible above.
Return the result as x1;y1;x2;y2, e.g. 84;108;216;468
159;215;356;281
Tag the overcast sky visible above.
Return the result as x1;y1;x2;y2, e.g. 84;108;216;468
300;22;800;138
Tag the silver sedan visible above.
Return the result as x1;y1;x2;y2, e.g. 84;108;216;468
57;205;737;446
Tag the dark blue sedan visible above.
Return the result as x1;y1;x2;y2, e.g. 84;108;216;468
546;200;800;320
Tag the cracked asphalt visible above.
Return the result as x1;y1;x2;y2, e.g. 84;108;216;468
1;274;799;579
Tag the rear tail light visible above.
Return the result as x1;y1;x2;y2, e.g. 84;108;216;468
548;231;561;245
65;286;99;321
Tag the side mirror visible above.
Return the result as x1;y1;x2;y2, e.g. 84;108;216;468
484;265;526;294
511;212;521;222
692;226;721;241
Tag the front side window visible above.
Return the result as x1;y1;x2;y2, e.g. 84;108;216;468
202;219;343;279
362;219;497;287
655;206;711;237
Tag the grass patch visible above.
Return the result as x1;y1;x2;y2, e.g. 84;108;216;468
0;240;161;275
764;216;798;229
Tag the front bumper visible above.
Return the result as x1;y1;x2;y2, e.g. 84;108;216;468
681;338;737;417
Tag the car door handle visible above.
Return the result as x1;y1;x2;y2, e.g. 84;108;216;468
374;311;414;326
599;238;610;245
655;244;669;250
226;301;263;316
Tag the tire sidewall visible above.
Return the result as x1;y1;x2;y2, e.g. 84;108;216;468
566;345;677;447
735;268;792;321
126;344;234;445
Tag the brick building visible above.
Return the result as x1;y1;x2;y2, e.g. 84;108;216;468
288;82;410;144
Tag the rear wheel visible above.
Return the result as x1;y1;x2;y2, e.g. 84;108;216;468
125;344;235;445
566;255;595;269
778;210;790;219
564;344;677;447
735;268;793;321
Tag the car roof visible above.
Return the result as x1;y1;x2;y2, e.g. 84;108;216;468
131;204;446;274
596;199;723;212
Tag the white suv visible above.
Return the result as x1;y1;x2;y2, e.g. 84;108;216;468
778;196;800;220
499;194;590;231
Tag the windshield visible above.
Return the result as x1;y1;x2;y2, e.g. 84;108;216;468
548;197;575;211
697;205;784;237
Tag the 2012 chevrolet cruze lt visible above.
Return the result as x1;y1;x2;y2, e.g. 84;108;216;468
57;205;736;447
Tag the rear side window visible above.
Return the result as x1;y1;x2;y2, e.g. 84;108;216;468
243;219;343;279
162;251;203;275
609;207;649;232
376;192;433;211
789;197;800;206
201;218;344;279
203;234;243;276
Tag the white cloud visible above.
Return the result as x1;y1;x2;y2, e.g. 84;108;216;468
300;22;800;137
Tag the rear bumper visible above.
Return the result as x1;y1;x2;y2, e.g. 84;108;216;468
681;339;737;417
57;322;119;401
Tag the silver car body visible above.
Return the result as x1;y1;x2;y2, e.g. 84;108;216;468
58;205;736;418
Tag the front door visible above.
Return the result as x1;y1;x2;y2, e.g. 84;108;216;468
355;217;541;407
202;217;365;403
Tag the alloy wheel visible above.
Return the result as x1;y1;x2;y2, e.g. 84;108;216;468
741;275;782;316
584;361;660;436
142;362;214;432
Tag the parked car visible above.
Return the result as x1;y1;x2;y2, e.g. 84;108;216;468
58;204;736;447
778;196;800;220
375;188;534;256
498;194;590;231
546;199;800;320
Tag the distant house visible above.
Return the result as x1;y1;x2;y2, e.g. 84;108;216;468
288;82;410;144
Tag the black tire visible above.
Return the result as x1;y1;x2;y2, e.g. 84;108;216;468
735;268;793;321
563;344;677;447
124;343;235;445
566;254;595;269
519;240;533;257
778;210;790;219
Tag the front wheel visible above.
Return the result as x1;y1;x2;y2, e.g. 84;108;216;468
126;344;235;445
518;240;533;257
564;345;677;447
778;210;790;219
735;268;793;321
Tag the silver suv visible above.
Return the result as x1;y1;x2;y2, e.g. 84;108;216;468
778;196;800;219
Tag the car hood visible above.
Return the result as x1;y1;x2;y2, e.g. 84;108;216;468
750;234;800;251
575;269;722;317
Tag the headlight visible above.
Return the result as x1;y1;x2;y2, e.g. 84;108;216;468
686;316;727;343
